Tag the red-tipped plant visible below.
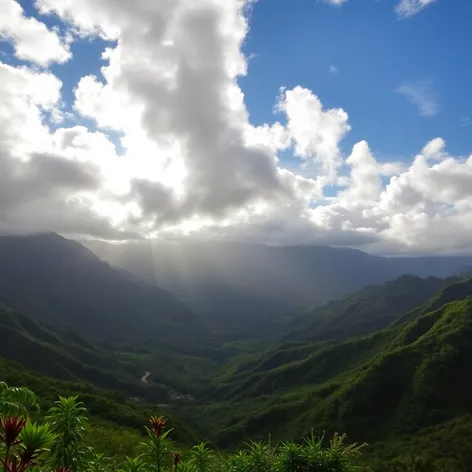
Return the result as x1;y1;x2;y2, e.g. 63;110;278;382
1;457;29;472
1;416;26;472
1;417;26;449
142;416;172;472
149;416;167;439
172;451;181;472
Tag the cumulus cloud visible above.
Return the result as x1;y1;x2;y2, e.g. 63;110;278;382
0;0;71;66
276;86;350;185
395;80;439;117
422;137;446;160
0;0;469;254
0;61;134;239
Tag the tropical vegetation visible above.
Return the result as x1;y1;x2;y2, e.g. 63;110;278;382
0;384;367;472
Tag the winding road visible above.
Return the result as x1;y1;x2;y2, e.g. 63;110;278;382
141;371;151;384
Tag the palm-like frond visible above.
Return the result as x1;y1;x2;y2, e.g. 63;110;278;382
0;383;38;416
18;421;55;465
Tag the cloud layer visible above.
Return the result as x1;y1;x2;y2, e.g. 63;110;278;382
0;0;469;254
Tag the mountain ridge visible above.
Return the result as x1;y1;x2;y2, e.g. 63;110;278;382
285;273;458;342
85;237;472;319
0;232;205;347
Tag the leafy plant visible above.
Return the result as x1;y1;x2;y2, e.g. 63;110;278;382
0;384;37;417
0;383;374;472
86;452;110;472
1;419;54;472
46;396;89;472
141;416;172;472
278;441;308;472
17;422;55;466
190;443;214;472
121;456;149;472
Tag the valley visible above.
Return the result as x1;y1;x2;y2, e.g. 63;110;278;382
2;233;472;471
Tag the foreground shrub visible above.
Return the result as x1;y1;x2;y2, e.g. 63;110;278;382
0;382;368;472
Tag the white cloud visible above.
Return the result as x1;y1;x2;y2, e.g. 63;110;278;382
7;0;313;235
0;62;129;239
0;0;471;254
341;141;381;203
0;62;62;158
395;0;436;18
329;65;339;75
322;0;349;6
0;0;71;66
421;137;446;160
395;80;438;117
276;86;350;185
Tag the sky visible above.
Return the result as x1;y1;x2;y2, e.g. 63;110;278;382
0;0;471;254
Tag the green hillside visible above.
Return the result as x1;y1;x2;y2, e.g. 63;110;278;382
187;278;472;470
0;358;196;449
3;234;472;471
0;233;206;349
286;274;456;342
0;304;169;399
0;234;232;393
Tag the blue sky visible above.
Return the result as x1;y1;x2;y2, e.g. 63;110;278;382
241;0;471;162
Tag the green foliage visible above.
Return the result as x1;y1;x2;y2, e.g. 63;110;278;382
0;357;195;446
17;421;55;465
0;305;177;401
0;386;367;472
0;383;38;416
86;452;111;472
121;456;148;472
141;417;173;472
190;443;215;472
46;396;89;472
188;278;472;472
4;237;472;472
